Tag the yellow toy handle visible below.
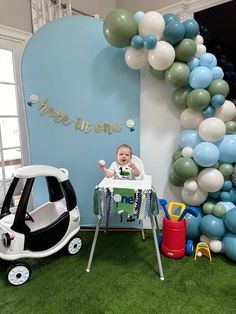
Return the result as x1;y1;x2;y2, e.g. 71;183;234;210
167;202;186;222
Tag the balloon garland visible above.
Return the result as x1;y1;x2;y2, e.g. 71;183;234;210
102;9;236;261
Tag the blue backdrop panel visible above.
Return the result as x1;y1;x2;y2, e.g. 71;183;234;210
21;16;140;227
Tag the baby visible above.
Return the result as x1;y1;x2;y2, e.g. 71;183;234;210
98;144;140;180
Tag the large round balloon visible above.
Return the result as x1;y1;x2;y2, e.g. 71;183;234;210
199;53;217;69
173;157;199;180
165;62;190;88
169;168;185;186
197;168;224;192
200;214;226;239
175;38;197;62
183;19;199;39
138;11;165;39
187;89;211;110
217;135;236;163
148;40;175;70
180;108;204;128
189;66;213;89
164;20;185;45
215;100;236;122
198;117;226;142
181;185;207;205
208;79;230;97
193;142;220;167
172;87;191;110
125;47;148;70
224;208;236;233
103;9;138;47
178;129;201;148
223;232;236;261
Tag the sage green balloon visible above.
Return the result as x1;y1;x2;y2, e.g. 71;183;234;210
172;87;191;109
225;121;236;133
187;88;211;110
150;66;165;80
207;79;230;97
175;38;197;62
218;163;234;177
173;157;199;180
165;62;190;88
213;204;226;217
169;168;184;186
103;9;138;47
202;202;214;214
172;149;183;163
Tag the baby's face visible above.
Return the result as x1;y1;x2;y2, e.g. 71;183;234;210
116;147;131;165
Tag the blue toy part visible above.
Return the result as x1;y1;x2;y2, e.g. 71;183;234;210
157;233;162;247
186;239;194;256
177;206;198;221
159;198;171;220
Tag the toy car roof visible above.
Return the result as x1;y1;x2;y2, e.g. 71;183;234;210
14;165;68;182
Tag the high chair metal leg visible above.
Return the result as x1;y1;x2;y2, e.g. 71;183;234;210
150;214;164;280
86;215;102;272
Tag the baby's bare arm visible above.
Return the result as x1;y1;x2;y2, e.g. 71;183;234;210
128;161;140;177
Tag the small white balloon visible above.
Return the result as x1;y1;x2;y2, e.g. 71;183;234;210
198;117;226;142
138;11;165;38
182;147;193;157
180;108;204;128
209;239;223;253
184;180;198;192
197;168;224;192
148;40;175;70
215;100;236;122
125;47;148;70
195;44;206;57
195;35;204;44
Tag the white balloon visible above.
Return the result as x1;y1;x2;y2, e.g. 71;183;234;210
181;186;208;205
215;100;236;122
200;234;210;244
184;179;198;191
182;147;193;157
138;11;165;39
197;168;224;192
209;239;223;253
195;35;204;45
125;47;148;70
195;44;206;57
198;117;226;142
148;41;175;70
180;108;204;128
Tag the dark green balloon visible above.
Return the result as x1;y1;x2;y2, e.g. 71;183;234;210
172;87;192;109
169;168;185;186
173;157;199;180
225;121;236;133
187;88;211;110
208;79;230;97
218;163;234;177
175;38;197;62
172;149;183;163
165;62;190;88
103;9;138;47
150;66;165;80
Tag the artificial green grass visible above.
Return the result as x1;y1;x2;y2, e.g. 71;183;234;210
0;230;235;314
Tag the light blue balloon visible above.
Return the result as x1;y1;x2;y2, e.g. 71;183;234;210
218;201;235;212
163;13;179;25
134;11;144;24
178;129;202;148
202;105;215;118
199;53;217;69
183;19;199;39
143;34;157;49
210;94;225;108
131;35;144;49
217;135;236;163
193;142;220;167
189;66;213;89
212;66;224;80
164;20;185;45
188;57;200;71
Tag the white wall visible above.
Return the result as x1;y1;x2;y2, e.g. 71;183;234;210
71;0;116;19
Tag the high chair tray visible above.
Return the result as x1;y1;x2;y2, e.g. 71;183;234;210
97;175;152;190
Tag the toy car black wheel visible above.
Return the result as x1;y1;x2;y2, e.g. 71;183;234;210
6;262;32;286
66;236;82;255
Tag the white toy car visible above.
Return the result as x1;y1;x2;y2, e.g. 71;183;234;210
0;165;82;286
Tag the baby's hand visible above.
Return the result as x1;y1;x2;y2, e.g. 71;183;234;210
128;161;135;169
98;160;105;169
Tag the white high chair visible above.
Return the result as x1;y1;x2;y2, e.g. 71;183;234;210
86;156;164;280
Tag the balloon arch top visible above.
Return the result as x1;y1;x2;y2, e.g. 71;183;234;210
103;9;236;262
